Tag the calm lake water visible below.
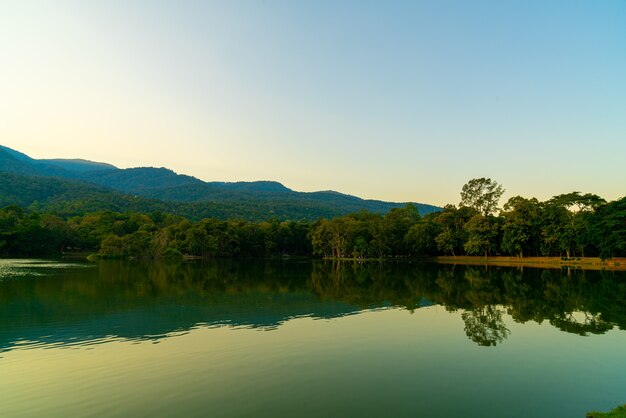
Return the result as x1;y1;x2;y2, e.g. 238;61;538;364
1;259;625;417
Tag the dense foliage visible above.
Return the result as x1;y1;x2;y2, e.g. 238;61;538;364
309;191;626;260
0;146;440;221
0;172;434;222
0;206;311;258
587;404;626;418
1;192;624;260
1;175;624;259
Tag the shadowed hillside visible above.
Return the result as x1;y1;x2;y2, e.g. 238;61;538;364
0;145;440;221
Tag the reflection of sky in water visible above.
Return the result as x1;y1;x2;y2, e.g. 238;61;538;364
2;307;625;418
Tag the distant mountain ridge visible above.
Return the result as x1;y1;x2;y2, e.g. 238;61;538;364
40;158;117;173
0;145;440;220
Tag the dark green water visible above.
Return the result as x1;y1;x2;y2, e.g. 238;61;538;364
1;259;625;417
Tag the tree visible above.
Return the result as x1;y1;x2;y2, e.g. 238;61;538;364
540;202;575;257
550;192;605;213
435;228;457;256
548;192;605;257
460;178;505;216
181;225;210;256
463;214;499;257
589;197;626;259
500;196;541;258
100;234;124;257
405;220;438;256
383;204;421;255
433;205;475;256
310;219;333;258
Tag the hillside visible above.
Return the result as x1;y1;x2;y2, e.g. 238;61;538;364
0;145;440;220
40;158;117;173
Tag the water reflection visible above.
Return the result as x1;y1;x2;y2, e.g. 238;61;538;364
462;306;510;347
0;259;624;353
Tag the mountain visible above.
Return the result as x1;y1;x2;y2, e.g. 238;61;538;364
0;145;441;220
0;145;33;162
0;145;81;178
39;158;117;173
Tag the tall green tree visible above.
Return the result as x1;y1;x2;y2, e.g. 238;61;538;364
460;178;505;216
433;205;475;256
383;204;421;255
551;192;605;257
590;197;626;259
541;193;605;258
463;215;500;257
405;219;439;256
500;196;541;258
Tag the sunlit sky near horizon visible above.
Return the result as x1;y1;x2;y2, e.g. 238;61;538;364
1;1;625;206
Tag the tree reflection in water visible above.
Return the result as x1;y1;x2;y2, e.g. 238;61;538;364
462;306;510;347
0;260;624;350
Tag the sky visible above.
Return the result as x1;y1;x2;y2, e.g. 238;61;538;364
1;0;625;206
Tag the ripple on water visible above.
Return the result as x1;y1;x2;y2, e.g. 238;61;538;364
0;259;92;281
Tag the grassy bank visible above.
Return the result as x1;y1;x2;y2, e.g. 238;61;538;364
429;256;626;271
587;405;626;417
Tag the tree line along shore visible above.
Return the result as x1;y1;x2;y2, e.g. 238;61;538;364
0;178;624;262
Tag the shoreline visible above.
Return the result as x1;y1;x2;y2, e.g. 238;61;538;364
428;256;626;271
25;253;626;272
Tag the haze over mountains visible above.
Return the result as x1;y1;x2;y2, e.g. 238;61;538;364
0;145;439;221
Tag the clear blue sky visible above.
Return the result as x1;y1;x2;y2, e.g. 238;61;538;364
1;0;625;206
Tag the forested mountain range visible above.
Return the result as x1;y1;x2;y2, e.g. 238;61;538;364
0;145;439;221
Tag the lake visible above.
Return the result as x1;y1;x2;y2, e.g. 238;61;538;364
1;259;625;417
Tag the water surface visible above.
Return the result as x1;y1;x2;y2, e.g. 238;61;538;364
1;259;625;417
